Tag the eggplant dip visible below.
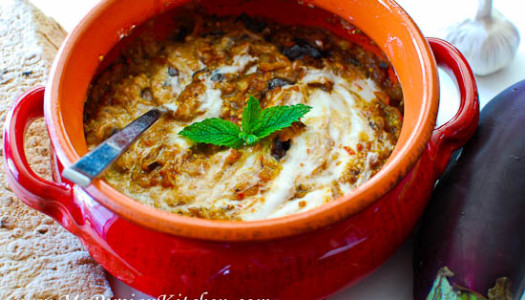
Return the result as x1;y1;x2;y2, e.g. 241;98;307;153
84;11;403;220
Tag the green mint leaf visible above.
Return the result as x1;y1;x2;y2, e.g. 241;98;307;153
179;118;243;148
251;103;312;139
242;95;262;134
178;95;312;149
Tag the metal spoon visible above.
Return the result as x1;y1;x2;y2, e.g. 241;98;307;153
62;104;176;187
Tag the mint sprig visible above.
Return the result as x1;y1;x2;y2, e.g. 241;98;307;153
178;118;244;148
179;95;312;149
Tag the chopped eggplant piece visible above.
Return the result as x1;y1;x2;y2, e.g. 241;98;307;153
281;38;325;61
168;66;179;77
146;161;161;172
211;72;225;82
140;88;153;101
271;138;291;160
267;78;293;90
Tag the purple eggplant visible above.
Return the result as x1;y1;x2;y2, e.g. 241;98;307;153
413;80;525;299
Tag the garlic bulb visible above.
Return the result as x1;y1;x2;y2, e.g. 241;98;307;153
446;0;520;76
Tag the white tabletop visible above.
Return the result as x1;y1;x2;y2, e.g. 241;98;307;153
30;0;524;298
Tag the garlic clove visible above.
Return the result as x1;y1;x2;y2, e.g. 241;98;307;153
445;1;520;76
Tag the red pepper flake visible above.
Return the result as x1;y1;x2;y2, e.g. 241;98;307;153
343;146;355;155
356;143;364;152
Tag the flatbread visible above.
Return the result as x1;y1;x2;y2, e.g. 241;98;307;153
0;0;113;298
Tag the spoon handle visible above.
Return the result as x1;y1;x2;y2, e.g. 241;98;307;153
62;108;165;187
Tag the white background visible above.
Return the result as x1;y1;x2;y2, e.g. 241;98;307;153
29;0;525;298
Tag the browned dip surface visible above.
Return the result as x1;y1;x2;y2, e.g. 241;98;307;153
84;11;403;220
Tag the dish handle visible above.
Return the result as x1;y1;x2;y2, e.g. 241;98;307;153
427;38;479;178
3;86;82;234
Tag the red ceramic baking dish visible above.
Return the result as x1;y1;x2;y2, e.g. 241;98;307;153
3;0;479;298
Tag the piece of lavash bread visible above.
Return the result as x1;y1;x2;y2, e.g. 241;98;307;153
0;0;113;298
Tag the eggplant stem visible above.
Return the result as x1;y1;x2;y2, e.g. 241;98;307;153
487;277;513;300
